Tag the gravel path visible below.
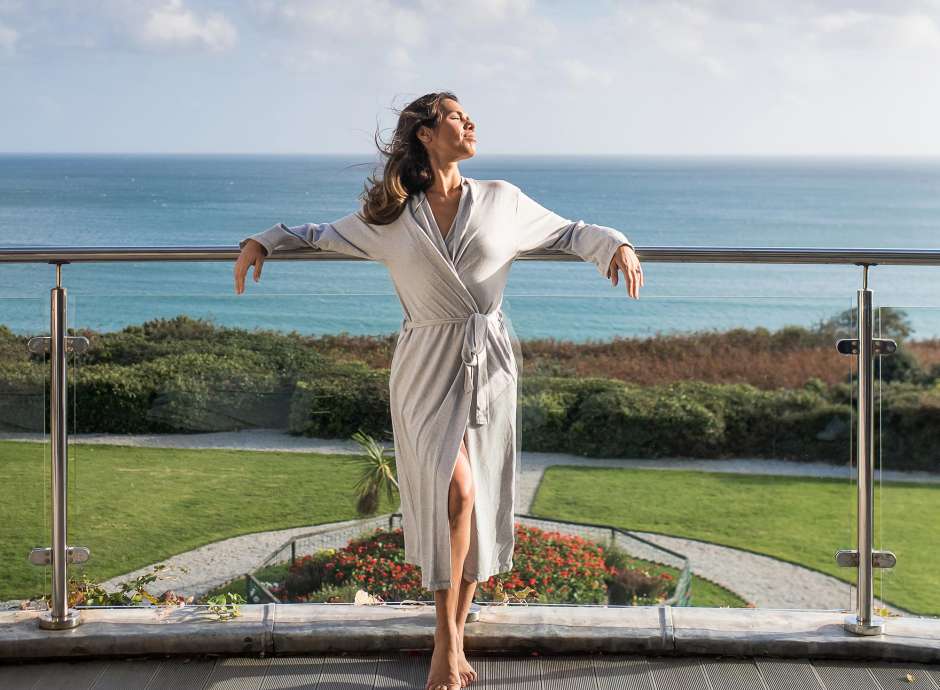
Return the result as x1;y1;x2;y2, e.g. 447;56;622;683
3;429;930;615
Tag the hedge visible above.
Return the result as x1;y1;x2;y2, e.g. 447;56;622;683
2;318;939;470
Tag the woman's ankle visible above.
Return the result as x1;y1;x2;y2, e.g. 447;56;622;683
434;625;460;644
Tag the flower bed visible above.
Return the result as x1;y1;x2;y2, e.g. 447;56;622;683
271;524;675;605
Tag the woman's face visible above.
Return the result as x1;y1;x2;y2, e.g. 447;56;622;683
419;98;476;162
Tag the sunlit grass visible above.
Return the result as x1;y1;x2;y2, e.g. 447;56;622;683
532;465;938;616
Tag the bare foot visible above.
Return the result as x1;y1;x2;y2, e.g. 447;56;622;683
426;630;461;690
457;651;477;686
456;631;477;686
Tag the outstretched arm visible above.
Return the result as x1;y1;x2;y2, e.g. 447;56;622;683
512;183;635;280
238;211;384;262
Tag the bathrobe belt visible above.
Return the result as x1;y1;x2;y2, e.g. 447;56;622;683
402;310;504;425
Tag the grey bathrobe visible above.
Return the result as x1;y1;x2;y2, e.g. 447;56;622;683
240;177;634;591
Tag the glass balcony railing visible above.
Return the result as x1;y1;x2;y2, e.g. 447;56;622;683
0;297;52;611
0;246;936;637
872;304;940;620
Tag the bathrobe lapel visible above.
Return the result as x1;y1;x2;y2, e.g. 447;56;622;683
405;181;480;315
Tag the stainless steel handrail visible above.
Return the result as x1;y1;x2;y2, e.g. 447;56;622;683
1;245;940;264
3;243;918;635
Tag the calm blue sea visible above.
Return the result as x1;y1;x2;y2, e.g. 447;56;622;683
2;154;940;342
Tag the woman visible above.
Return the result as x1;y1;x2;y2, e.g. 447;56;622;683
233;92;643;690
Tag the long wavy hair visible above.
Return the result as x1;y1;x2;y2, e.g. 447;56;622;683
358;91;458;225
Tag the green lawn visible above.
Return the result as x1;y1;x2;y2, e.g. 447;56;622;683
531;466;940;617
5;440;931;614
0;441;399;602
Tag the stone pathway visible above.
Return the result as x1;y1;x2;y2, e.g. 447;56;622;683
3;429;931;616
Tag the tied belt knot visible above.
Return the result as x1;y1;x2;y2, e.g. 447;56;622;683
401;310;503;425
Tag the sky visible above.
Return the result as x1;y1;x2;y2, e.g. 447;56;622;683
1;0;940;155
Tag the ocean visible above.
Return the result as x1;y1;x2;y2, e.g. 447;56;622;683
1;154;939;342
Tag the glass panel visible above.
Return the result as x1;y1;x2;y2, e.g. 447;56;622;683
0;297;51;609
508;268;860;611
67;287;404;608
873;304;940;620
61;262;866;612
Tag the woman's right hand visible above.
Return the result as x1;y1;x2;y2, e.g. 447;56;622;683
234;239;268;294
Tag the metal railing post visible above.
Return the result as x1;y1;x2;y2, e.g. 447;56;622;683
835;265;897;635
850;276;880;633
38;265;81;629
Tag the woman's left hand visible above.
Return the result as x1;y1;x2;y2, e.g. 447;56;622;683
607;244;644;299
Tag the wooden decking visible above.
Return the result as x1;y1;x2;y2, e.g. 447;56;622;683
2;653;939;689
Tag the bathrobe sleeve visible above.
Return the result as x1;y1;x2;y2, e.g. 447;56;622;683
511;183;635;279
239;210;385;262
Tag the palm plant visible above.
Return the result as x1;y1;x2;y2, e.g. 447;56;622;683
351;429;399;515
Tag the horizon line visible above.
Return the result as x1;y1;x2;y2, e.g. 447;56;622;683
2;151;940;159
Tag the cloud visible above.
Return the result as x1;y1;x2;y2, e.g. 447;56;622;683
811;8;940;52
0;0;240;54
0;20;16;55
248;0;562;84
613;2;736;78
895;11;940;50
251;0;425;45
559;58;612;88
137;0;237;52
418;0;534;21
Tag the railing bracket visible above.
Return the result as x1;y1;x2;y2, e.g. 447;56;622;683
28;546;91;567
835;338;897;356
835;549;896;569
27;335;89;355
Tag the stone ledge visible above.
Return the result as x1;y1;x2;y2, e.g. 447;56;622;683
0;605;936;663
0;605;273;659
671;607;940;664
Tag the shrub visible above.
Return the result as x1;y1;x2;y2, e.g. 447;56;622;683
878;383;940;472
5;315;940;471
568;385;724;458
607;567;673;606
280;550;335;599
876;348;925;384
517;376;859;464
71;352;287;433
0;361;47;432
289;362;391;438
78;315;327;376
518;390;576;451
72;362;160;433
301;583;362;603
601;543;677;605
138;352;286;432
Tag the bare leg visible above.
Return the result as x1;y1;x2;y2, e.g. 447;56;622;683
426;437;475;690
454;574;479;684
453;431;479;684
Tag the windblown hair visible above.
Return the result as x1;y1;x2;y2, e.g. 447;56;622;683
358;91;458;225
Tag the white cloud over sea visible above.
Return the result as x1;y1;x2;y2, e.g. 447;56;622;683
1;0;938;154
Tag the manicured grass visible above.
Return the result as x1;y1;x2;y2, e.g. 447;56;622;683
688;573;750;608
531;466;940;617
7;440;930;614
0;441;399;602
1;439;747;609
